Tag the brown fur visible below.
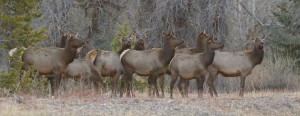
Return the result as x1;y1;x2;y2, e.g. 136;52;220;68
62;59;103;91
85;34;133;97
21;33;84;96
133;31;148;50
120;33;184;97
58;33;103;92
133;39;145;50
207;37;265;97
176;34;224;98
176;31;210;54
157;31;211;98
169;35;224;98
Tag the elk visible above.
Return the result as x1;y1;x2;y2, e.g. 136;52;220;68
58;33;103;92
120;32;184;97
207;36;265;97
176;31;210;54
169;35;224;98
174;31;210;97
85;33;133;97
156;31;211;98
21;33;85;96
62;59;103;91
176;33;223;98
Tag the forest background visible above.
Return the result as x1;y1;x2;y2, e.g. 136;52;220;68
0;0;299;96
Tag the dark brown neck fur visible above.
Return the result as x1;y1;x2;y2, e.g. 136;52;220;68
160;42;176;66
63;45;77;65
195;39;206;53
202;41;215;67
248;47;264;66
59;36;68;48
133;45;145;51
117;44;131;55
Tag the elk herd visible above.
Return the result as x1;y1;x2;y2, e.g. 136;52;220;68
13;30;265;98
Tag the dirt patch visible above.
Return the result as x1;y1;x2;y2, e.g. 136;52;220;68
0;91;299;116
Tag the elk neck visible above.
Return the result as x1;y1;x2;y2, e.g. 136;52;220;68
195;38;206;53
63;45;77;65
160;41;176;66
202;41;215;67
117;44;131;55
248;46;264;66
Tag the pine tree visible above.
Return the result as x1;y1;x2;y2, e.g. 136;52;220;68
0;0;46;94
0;0;46;49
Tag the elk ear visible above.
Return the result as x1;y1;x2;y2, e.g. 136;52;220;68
131;30;137;37
75;33;78;38
203;30;206;34
63;33;67;36
144;31;150;38
163;32;168;35
163;32;172;41
212;35;216;41
199;31;203;35
164;32;170;37
261;35;266;39
67;33;72;38
208;38;213;43
118;34;123;41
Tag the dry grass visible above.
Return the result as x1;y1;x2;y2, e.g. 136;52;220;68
0;91;299;116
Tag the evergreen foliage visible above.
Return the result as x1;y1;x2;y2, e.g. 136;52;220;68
111;21;130;52
0;0;47;95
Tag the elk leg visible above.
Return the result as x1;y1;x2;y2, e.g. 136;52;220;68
178;78;184;98
147;76;152;97
239;75;247;97
91;77;101;93
152;74;160;98
120;75;125;97
158;75;165;98
48;74;61;97
170;73;179;99
97;77;104;94
56;74;62;96
207;70;219;97
148;75;158;98
91;69;103;93
184;80;189;98
127;74;134;97
48;77;55;96
126;76;131;97
154;77;160;98
111;73;120;98
61;78;67;91
195;75;205;98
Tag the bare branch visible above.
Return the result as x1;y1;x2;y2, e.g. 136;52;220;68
238;2;263;26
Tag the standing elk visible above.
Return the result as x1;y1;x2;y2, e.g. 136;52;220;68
156;31;211;98
58;33;103;92
207;36;265;97
120;32;184;97
169;35;224;98
21;33;85;96
85;33;133;97
62;59;103;91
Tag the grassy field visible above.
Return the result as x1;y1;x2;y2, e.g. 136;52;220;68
0;91;299;116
